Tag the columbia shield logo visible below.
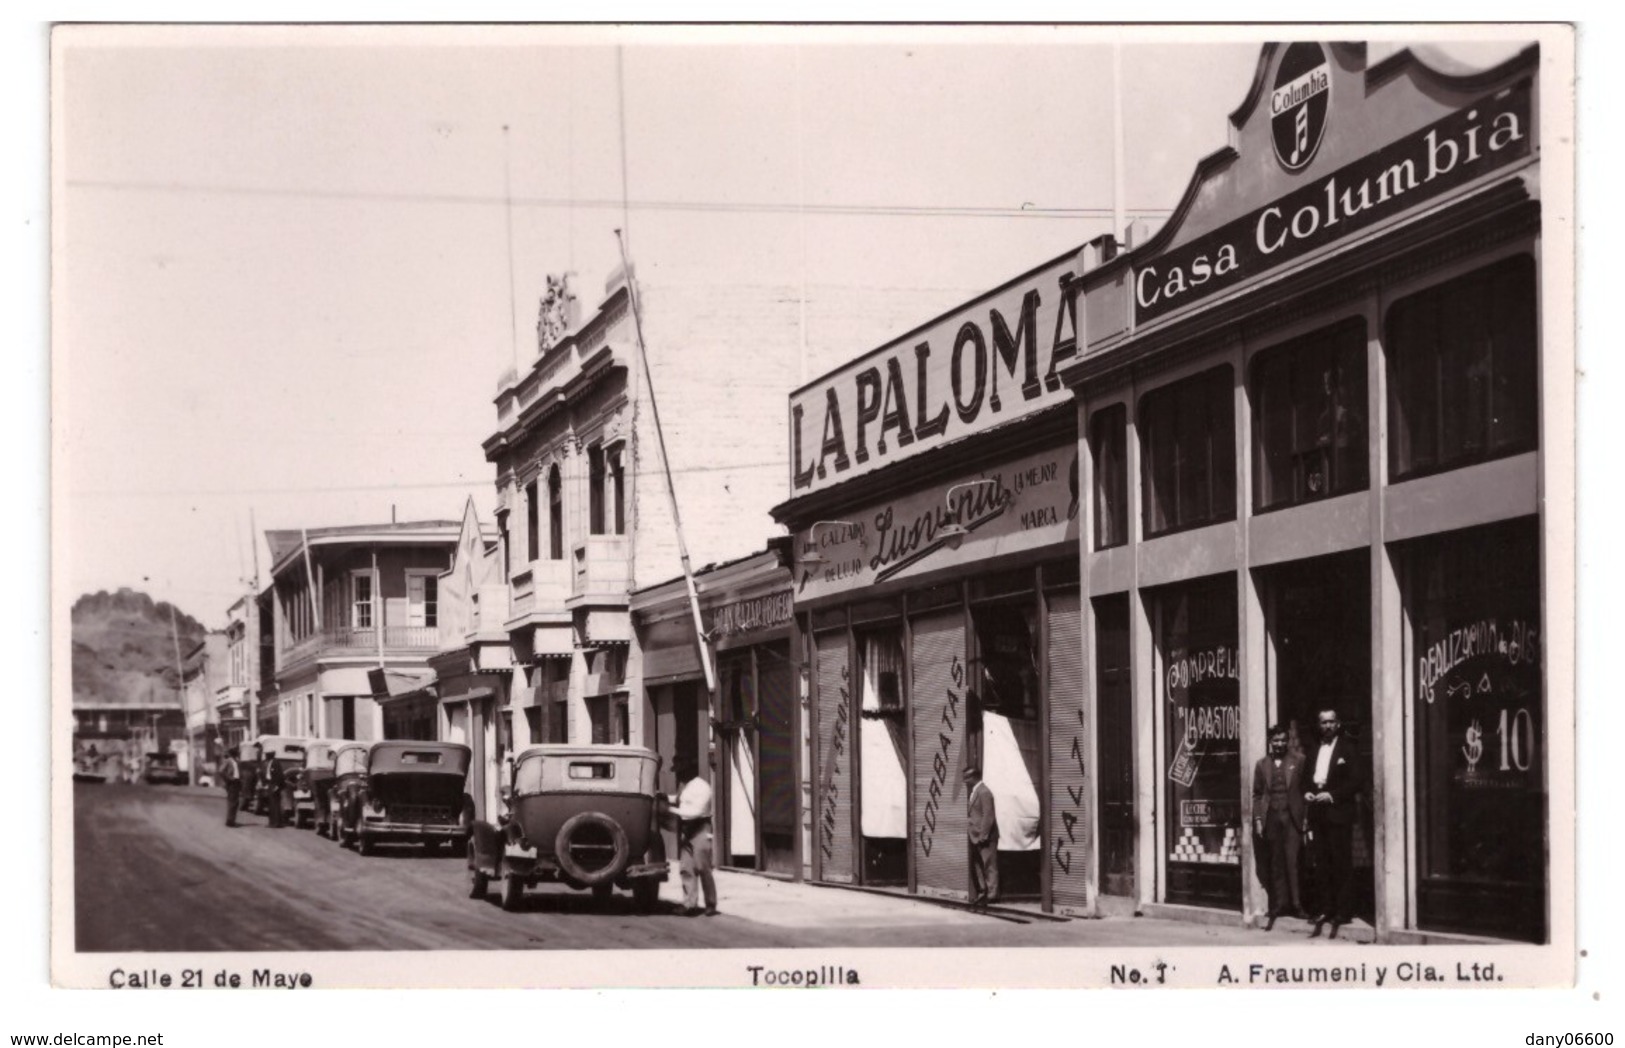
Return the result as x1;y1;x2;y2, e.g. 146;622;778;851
1270;42;1331;172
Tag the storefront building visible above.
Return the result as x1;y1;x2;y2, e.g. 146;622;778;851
631;544;806;879
1060;42;1550;942
773;246;1093;908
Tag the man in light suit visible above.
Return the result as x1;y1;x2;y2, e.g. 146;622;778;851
964;765;999;911
1251;724;1307;930
1303;707;1364;938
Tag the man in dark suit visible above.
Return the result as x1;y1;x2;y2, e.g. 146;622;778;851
1303;707;1364;938
1251;724;1306;930
964;766;999;911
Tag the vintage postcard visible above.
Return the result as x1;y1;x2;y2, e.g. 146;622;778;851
44;20;1586;1011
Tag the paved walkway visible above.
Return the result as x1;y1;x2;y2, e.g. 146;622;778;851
701;869;1372;947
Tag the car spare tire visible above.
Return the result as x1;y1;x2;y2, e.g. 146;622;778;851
553;811;630;887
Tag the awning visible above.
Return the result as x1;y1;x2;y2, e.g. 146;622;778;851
439;686;497;708
643;643;703;683
581;608;631;643
368;668;437;703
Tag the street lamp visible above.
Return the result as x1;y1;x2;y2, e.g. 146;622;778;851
938;479;1002;546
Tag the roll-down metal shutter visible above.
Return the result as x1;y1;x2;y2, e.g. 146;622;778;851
910;608;969;898
1046;591;1090;909
814;630;855;883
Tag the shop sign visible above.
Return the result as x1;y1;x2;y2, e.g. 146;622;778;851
1133;80;1532;326
794;444;1079;602
706;590;794;640
789;256;1082;498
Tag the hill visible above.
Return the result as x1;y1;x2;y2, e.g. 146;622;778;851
71;588;210;707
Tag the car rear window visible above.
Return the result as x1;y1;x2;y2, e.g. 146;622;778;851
567;762;615;780
399;751;444;765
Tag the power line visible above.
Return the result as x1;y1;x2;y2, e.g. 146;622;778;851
69;459;788;498
65;177;1173;222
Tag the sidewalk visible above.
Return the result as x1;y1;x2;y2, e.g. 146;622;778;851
687;870;1370;947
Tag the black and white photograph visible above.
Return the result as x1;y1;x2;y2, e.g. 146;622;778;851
30;17;1598;1018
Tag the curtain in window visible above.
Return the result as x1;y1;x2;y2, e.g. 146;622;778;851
859;634;908;838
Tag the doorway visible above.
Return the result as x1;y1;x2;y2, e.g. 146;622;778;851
1260;550;1374;924
1094;594;1135;900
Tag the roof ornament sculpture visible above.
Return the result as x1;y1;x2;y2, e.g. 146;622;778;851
537;273;578;353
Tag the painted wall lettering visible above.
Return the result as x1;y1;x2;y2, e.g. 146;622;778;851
1052;706;1087;878
819;665;851;863
917;655;964;858
790;258;1081;496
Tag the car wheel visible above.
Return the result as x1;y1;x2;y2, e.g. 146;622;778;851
357;832;374;856
470;865;490;900
554;811;631;888
633;878;659;913
501;874;524;912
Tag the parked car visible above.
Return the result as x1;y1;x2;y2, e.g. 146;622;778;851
142;751;185;785
336;740;473;855
467;745;669;912
289;739;344;830
249;736;310;820
322;741;370;840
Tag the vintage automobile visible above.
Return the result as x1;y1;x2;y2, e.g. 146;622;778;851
248;736;311;820
288;738;344;830
141;751;185;785
321;741;370;840
337;740;473;855
467;745;669;912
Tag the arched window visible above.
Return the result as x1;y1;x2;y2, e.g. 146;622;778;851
548;464;564;561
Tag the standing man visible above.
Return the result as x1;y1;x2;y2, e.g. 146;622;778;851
671;758;717;917
964;765;999;911
221;746;242;828
263;753;286;828
1251;724;1306;929
1303;707;1364;938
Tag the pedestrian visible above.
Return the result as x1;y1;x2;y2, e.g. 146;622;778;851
964;765;999;911
1303;706;1364;938
263;753;286;828
670;758;717;917
1251;724;1306;929
221;746;242;827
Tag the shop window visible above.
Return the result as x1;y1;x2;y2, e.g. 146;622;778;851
548;465;565;560
970;602;1039;722
1155;574;1241;909
1408;517;1545;941
1252;318;1368;511
524;478;539;563
858;628;907;885
1091;403;1128;549
1140;365;1236;537
1387;255;1538;481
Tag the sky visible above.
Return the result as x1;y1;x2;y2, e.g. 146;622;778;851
54;26;1531;628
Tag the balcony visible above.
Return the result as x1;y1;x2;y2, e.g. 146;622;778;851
276;624;439;671
569;536;630;606
505;560;570;629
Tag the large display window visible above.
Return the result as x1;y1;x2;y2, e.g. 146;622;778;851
1387;255;1538;481
1140;366;1236;537
1251;318;1368;511
1155;574;1241;908
1408;516;1545;941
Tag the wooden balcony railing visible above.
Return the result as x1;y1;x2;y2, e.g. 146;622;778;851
276;624;439;670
